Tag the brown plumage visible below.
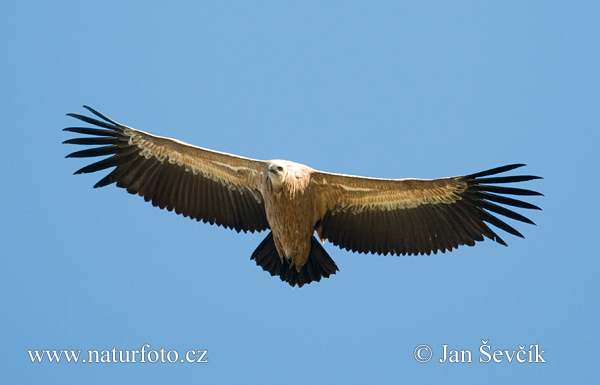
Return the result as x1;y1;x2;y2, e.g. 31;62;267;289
64;106;543;287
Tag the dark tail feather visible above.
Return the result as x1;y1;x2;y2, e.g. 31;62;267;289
251;232;339;287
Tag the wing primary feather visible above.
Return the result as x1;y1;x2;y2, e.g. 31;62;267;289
98;162;144;188
94;151;145;188
475;185;543;196
471;191;542;210
478;200;536;225
73;148;139;174
433;204;467;250
473;175;542;184
82;105;122;126
476;207;524;239
93;171;117;188
63;127;117;137
466;163;526;178
434;203;476;246
66;113;118;130
436;205;464;252
66;145;120;158
63;137;116;145
452;200;498;243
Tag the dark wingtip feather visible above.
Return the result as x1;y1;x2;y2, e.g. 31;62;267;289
65;113;116;129
475;175;542;184
468;164;526;178
66;146;118;158
93;177;113;188
476;185;544;197
495;235;509;247
464;164;542;245
479;200;536;225
82;105;120;126
63;137;116;146
474;191;543;211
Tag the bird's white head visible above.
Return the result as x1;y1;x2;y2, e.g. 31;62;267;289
267;160;288;190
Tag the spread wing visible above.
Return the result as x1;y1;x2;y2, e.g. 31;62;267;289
64;106;270;233
311;164;542;255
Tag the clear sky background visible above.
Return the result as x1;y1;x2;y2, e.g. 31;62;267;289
1;1;598;383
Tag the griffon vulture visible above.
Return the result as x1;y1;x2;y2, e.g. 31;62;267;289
64;106;542;287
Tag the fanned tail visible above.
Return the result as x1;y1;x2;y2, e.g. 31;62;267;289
251;232;338;287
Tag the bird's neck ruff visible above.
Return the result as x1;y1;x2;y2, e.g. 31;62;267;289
279;171;312;199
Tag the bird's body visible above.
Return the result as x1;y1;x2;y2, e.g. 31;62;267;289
64;106;542;287
263;161;315;270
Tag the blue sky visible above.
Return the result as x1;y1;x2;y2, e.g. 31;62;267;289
1;1;598;383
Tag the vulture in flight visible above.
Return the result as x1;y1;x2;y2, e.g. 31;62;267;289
64;106;542;287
